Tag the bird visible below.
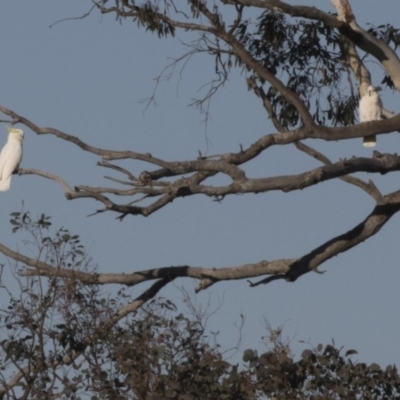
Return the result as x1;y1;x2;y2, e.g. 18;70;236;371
0;126;24;191
359;85;383;147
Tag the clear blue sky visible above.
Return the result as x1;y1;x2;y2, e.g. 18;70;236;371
0;0;399;367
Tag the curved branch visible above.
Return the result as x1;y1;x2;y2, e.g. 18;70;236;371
15;143;400;221
330;1;371;96
190;154;400;196
294;141;384;202
1;101;398;222
5;103;399;160
18;169;75;194
0;105;174;168
3;105;400;195
250;191;400;285
284;195;400;282
5;189;400;293
332;0;400;92
20;149;400;219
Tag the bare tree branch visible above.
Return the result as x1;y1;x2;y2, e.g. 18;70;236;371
294;141;384;202
16;147;400;220
250;191;400;285
2;188;399;293
17;168;75;195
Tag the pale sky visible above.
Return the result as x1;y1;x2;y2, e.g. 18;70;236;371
0;0;399;368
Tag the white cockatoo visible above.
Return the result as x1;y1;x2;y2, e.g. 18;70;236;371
359;85;383;147
0;127;24;191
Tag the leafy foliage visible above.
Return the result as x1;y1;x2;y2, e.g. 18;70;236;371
10;211;86;267
366;23;400;90
242;11;356;128
106;2;361;128
247;343;400;399
96;2;362;128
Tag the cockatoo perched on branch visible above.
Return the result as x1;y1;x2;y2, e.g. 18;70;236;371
359;85;382;147
0;127;24;191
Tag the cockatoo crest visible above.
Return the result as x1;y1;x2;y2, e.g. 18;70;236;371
6;126;24;139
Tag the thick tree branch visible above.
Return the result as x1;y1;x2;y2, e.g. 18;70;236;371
18;149;400;219
285;195;400;282
14;242;294;291
294;141;384;202
330;1;370;96
331;0;400;92
2;98;400;220
8;106;400;218
251;191;400;285
3;104;400;172
6;187;400;292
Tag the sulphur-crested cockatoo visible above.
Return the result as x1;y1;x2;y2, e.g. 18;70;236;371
0;127;24;191
359;85;382;147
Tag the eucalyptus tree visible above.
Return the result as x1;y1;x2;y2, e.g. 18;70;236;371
0;1;400;397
